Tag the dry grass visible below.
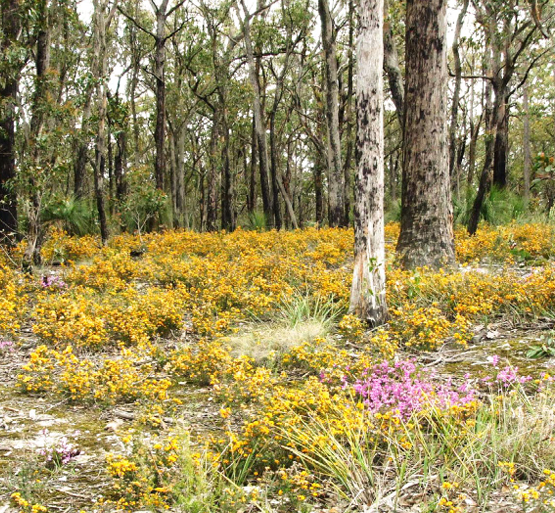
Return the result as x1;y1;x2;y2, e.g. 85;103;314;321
225;320;329;363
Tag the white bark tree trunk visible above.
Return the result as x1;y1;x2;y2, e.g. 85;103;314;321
349;0;387;326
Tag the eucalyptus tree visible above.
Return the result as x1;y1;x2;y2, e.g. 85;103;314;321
22;0;53;267
383;0;403;129
0;0;24;240
350;0;388;325
238;0;275;228
468;0;551;233
318;0;345;227
119;0;187;192
449;0;470;183
396;0;455;269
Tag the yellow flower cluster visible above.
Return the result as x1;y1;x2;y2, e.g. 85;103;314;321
40;227;100;263
18;344;171;405
455;222;555;263
10;492;48;513
389;305;471;350
32;285;184;347
510;468;555;509
103;433;206;511
0;264;25;335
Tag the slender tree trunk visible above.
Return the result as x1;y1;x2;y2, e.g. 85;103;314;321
240;0;273;227
523;84;532;203
248;118;257;213
269;106;283;229
130;62;140;168
23;0;50;269
221;119;234;231
92;0;110;245
207;109;220;231
383;0;404;129
175;127;185;226
350;0;388;326
314;157;324;225
468;49;496;235
319;0;344;227
493;89;509;188
154;13;167;191
449;0;469;183
397;0;455;269
467;58;479;185
0;0;20;241
115;123;127;201
342;0;355;226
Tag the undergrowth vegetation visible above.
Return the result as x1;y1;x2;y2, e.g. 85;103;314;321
4;222;555;512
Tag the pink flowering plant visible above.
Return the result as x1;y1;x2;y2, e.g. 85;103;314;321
0;339;14;353
481;355;532;390
39;429;80;469
342;360;476;420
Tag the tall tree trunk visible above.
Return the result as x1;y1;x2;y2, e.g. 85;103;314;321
248;118;257;213
269;104;283;229
383;0;404;129
319;0;344;227
23;0;50;269
350;0;388;326
523;84;531;203
0;0;20;241
154;10;167;191
207;108;220;231
115;122;127;202
467;58;479;186
221;120;234;231
493;90;509;188
240;0;273;227
449;0;469;183
130;60;140;168
314;157;324;225
342;0;355;226
92;0;111;245
174;127;185;226
468;48;496;235
397;0;455;269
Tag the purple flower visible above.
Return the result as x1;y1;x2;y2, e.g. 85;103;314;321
0;340;13;351
350;359;476;420
39;430;80;468
490;355;499;367
495;366;531;387
41;275;67;290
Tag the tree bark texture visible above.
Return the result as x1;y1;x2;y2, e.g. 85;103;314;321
449;0;469;182
523;84;531;203
318;0;344;227
397;0;455;269
349;0;388;326
383;0;404;129
0;0;20;239
241;0;273;228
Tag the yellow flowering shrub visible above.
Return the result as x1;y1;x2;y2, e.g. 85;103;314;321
32;285;184;348
18;344;171;405
13;222;555;512
11;492;48;513
41;227;100;262
0;264;25;335
166;339;234;385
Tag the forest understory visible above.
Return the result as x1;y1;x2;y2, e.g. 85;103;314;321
1;223;555;513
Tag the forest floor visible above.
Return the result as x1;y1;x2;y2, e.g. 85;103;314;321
2;223;555;513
